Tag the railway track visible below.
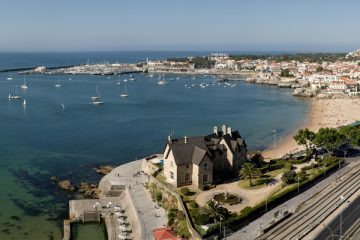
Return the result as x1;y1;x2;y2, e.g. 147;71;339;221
257;162;360;240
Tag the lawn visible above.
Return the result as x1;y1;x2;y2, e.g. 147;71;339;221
238;178;270;189
155;170;166;182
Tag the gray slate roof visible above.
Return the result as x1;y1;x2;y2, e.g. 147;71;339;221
168;130;246;166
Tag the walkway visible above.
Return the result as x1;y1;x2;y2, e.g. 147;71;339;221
99;159;167;240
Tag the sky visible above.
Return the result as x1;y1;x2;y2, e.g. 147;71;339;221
0;0;359;52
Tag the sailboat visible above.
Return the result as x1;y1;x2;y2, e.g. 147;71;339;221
20;76;28;89
23;99;26;107
91;86;104;105
128;74;135;81
120;81;128;98
116;76;121;85
55;79;62;88
9;85;21;100
6;72;13;81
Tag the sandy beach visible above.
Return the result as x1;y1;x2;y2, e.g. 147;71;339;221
262;97;360;160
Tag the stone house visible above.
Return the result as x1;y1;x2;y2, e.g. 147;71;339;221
163;125;247;188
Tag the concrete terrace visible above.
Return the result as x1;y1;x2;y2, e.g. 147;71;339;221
99;157;167;240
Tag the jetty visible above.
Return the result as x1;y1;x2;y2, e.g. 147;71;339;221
64;155;167;240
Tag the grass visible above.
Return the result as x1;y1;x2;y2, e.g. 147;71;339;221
265;168;285;177
213;193;242;205
238;178;270;189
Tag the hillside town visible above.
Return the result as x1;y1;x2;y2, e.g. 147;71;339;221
144;50;360;97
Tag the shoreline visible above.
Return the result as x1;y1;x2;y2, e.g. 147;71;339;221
262;96;360;160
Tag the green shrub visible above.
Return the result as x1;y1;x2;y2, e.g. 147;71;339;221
199;184;210;191
189;201;199;209
281;170;296;184
155;191;162;202
167;208;178;226
180;187;190;196
289;158;307;164
268;163;285;171
284;162;293;170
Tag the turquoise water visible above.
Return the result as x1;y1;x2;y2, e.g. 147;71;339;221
0;52;309;239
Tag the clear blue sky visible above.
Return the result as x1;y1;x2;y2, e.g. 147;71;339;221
0;0;359;52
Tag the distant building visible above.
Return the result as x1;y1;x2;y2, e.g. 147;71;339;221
153;227;182;240
162;125;247;188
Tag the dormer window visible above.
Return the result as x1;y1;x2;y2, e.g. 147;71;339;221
203;163;208;170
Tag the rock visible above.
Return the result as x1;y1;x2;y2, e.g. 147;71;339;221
293;88;315;97
50;176;58;181
94;165;115;175
58;180;76;191
78;182;99;198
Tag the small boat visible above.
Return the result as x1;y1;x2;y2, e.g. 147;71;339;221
6;73;13;80
91;86;104;105
123;79;128;83
55;79;62;88
90;86;100;101
128;74;135;81
23;99;26;106
157;79;167;85
120;81;128;98
9;86;22;100
20;77;28;90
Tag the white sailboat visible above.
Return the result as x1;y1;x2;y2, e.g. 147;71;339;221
9;85;21;100
20;76;28;89
55;79;62;88
23;99;26;106
6;72;13;81
128;74;135;81
120;81;128;98
91;86;100;101
91;86;104;105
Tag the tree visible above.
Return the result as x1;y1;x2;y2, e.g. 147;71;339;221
313;128;346;154
281;170;296;184
294;128;315;153
240;163;261;186
316;66;324;72
339;125;360;147
199;199;229;223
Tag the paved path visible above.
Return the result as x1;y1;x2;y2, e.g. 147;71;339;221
99;159;166;240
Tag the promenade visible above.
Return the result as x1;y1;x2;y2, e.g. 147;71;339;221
99;158;167;240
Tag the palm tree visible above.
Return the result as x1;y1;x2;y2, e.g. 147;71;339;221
199;199;228;223
240;162;261;186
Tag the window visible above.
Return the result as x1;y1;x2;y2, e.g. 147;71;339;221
202;174;208;183
186;163;190;168
185;173;191;182
170;171;174;179
171;161;174;168
203;163;208;170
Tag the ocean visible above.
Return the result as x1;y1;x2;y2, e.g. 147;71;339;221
0;52;309;239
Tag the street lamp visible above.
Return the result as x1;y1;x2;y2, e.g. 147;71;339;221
340;195;344;240
272;129;277;159
219;216;223;240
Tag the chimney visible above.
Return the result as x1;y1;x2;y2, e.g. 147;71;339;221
184;136;188;144
213;126;218;135
227;127;232;137
222;125;227;135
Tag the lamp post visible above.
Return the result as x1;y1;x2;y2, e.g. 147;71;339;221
219;216;223;240
272;129;277;159
340;195;344;240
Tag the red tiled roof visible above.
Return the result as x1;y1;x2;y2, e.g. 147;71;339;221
153;227;182;240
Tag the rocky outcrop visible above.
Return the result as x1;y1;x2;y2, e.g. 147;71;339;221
78;182;100;198
93;165;115;175
293;88;316;97
58;180;76;191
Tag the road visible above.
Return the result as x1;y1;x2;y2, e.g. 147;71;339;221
315;194;360;240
